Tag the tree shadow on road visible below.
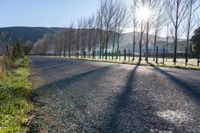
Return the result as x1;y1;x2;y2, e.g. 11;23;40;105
31;64;115;100
148;62;200;101
30;60;184;132
29;65;116;132
99;65;181;133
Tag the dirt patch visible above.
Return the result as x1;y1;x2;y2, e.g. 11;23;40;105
30;66;47;89
27;63;48;132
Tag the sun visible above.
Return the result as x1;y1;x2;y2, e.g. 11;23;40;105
136;6;152;21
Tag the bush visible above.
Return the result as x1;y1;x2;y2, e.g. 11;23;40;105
12;42;24;60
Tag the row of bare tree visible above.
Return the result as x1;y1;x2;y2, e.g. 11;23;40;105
131;0;200;65
32;0;128;60
32;0;200;65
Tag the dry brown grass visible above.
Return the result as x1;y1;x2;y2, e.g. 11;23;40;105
0;56;6;79
0;67;6;79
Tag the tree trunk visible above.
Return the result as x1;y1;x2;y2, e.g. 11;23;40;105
198;52;200;67
117;33;120;60
186;0;193;66
156;46;158;64
139;23;143;62
174;0;180;65
124;49;126;61
145;21;149;62
153;31;157;61
163;47;165;64
133;27;136;62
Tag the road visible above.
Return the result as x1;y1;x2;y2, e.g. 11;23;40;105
29;56;200;133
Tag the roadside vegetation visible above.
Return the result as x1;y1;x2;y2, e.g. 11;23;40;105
0;39;33;132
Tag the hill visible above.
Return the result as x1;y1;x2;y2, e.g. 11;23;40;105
0;27;62;42
119;32;186;53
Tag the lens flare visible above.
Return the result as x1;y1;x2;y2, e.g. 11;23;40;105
136;6;152;21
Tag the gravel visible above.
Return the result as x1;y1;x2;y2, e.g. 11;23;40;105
29;56;200;133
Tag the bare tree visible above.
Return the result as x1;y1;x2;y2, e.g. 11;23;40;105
141;0;159;62
115;2;129;60
68;22;74;57
87;16;95;56
100;0;118;60
111;13;118;60
32;34;51;55
152;1;166;61
62;29;68;57
78;19;85;55
96;9;104;59
138;21;146;62
131;0;139;61
166;0;188;65
22;40;33;55
185;0;199;65
54;32;63;56
76;19;82;53
145;20;150;62
80;19;88;56
91;15;99;54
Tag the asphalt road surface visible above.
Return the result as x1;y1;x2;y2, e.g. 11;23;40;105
29;56;200;133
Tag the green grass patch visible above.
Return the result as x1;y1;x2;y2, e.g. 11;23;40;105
0;57;33;133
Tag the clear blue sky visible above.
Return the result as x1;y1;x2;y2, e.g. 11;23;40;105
0;0;102;27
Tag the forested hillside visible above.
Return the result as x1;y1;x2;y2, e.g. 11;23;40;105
0;27;62;42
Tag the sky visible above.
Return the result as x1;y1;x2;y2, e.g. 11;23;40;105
0;0;103;28
1;0;199;38
0;0;170;37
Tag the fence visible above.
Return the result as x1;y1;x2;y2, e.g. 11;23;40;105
31;47;200;67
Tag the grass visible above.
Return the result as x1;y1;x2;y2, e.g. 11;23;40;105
47;55;200;71
0;57;33;133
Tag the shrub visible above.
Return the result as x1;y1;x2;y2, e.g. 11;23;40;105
12;42;24;60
